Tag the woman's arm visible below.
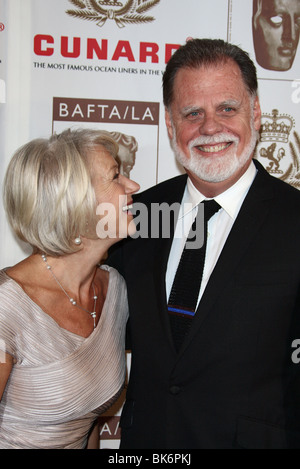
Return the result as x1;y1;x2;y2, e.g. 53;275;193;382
0;352;13;400
86;421;100;449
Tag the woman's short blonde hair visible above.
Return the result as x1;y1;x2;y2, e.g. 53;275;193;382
3;128;119;256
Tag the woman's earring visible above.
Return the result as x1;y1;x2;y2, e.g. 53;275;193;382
74;236;82;245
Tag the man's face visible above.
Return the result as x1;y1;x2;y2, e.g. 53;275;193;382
253;0;300;71
165;61;261;187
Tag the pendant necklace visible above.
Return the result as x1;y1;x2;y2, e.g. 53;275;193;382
41;254;98;329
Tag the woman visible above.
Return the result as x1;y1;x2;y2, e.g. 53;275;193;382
0;128;139;449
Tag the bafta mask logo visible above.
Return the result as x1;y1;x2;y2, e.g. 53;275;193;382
108;131;138;178
66;0;160;28
256;109;300;189
252;0;300;71
99;130;138;178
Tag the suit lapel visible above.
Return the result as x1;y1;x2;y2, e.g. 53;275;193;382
177;162;275;356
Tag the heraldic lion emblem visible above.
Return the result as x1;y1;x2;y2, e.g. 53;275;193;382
256;109;300;189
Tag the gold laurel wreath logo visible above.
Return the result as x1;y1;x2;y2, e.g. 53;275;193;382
66;0;160;28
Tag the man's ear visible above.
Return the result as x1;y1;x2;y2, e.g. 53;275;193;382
253;96;262;131
165;108;174;140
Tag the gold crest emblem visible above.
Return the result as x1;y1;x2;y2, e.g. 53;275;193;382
66;0;160;28
256;109;300;189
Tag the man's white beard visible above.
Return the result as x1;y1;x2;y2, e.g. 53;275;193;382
171;122;258;183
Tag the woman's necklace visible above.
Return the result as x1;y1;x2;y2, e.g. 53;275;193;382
41;254;98;329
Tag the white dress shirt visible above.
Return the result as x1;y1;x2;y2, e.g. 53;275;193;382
166;161;257;308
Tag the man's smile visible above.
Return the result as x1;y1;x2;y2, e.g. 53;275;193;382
195;142;232;153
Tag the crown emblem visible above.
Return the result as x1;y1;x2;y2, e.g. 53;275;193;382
256;107;300;189
260;109;294;144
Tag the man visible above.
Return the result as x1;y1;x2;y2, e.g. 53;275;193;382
108;39;300;448
252;0;300;71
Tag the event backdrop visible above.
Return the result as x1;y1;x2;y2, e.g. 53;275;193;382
0;0;299;448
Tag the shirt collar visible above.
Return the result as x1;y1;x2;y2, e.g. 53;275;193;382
180;160;257;220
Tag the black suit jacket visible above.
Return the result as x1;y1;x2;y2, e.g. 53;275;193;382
108;160;300;448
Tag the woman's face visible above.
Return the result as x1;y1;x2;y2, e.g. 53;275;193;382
88;146;140;243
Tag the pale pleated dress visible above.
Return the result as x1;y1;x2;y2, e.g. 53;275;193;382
0;265;128;449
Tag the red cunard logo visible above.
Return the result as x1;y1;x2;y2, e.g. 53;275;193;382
34;36;180;64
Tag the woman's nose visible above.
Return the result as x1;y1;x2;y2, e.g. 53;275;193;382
121;174;140;194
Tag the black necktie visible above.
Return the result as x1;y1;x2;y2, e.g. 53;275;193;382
168;199;221;351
